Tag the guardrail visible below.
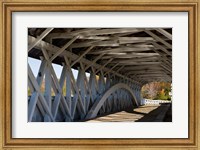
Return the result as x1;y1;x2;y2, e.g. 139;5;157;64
141;99;171;105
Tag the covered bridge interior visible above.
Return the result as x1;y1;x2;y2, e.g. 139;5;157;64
28;28;172;122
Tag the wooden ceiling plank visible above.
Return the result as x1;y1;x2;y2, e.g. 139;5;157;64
71;37;155;48
49;28;145;39
50;36;79;62
112;56;160;61
29;36;141;85
152;42;172;56
95;58;114;74
104;63;119;76
89;47;154;55
102;53;160;59
81;28;143;36
28;28;54;52
48;28;97;39
85;53;105;70
29;27;173;83
161;64;172;73
145;30;172;49
122;65;163;70
70;46;94;67
117;62;161;65
127;70;166;75
155;28;172;40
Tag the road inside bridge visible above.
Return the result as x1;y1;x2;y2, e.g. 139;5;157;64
86;104;171;122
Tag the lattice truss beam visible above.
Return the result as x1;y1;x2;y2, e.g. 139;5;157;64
28;28;172;122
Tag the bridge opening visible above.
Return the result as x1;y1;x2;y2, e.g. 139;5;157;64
28;28;172;122
141;82;172;102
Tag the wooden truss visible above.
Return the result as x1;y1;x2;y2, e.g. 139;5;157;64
28;28;172;122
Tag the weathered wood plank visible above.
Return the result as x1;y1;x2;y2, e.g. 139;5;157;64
145;30;172;49
155;29;172;40
28;64;55;121
50;36;78;61
28;28;54;52
70;46;94;67
28;91;39;122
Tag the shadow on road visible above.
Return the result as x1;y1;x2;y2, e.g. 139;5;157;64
135;103;172;122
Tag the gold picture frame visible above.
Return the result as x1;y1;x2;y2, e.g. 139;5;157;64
0;0;199;149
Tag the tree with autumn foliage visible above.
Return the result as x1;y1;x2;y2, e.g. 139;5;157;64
141;82;172;100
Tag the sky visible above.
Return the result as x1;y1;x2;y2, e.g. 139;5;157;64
28;57;80;79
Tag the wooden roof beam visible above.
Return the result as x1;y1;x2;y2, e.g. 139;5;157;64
127;70;166;75
155;28;172;40
104;63;119;76
77;28;145;36
70;46;94;67
95;58;114;74
28;36;141;85
48;28;145;40
145;30;172;49
71;37;155;48
106;56;161;62
104;52;160;57
28;28;54;52
122;65;163;70
152;42;172;56
116;62;161;65
47;28;97;39
50;36;78;62
89;47;155;55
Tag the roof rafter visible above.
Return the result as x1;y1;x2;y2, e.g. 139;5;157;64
28;27;172;83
